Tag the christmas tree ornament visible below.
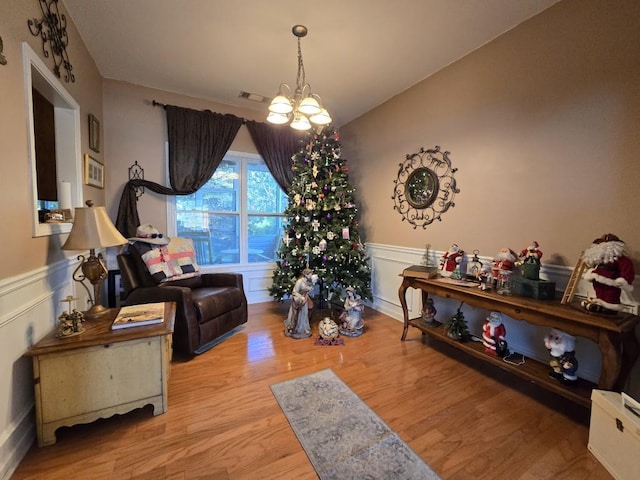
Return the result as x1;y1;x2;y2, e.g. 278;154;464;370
319;239;327;251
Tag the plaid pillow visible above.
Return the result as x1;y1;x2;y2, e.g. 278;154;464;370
133;237;200;283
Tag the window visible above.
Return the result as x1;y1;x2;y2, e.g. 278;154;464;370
174;152;288;265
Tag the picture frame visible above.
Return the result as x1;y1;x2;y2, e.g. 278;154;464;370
88;113;100;152
84;154;104;189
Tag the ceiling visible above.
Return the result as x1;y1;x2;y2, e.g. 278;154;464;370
62;0;559;127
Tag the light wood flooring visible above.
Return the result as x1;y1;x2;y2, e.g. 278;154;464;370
12;302;612;480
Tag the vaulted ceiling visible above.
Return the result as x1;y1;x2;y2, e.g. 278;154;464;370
63;0;559;126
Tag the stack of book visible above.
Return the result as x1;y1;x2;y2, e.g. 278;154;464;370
111;302;165;330
402;265;438;280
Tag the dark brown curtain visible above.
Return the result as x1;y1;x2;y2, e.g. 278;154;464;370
245;120;303;192
115;106;243;237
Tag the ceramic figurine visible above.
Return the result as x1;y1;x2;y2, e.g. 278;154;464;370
421;297;437;327
338;287;364;337
58;312;75;337
518;241;543;280
440;243;465;278
482;311;506;356
318;317;340;339
478;264;493;291
284;268;315;339
560;333;579;386
581;233;635;315
492;248;517;295
544;328;566;380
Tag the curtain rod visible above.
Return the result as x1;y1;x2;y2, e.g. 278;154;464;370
151;99;248;124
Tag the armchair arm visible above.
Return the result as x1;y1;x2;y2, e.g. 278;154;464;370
124;285;200;355
201;272;244;290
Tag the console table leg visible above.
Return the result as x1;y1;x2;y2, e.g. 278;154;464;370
614;328;639;392
399;280;410;341
598;331;622;390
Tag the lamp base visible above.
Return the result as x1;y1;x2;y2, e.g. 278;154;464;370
83;304;111;321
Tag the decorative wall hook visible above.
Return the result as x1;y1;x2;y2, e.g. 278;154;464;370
27;0;74;82
128;161;145;199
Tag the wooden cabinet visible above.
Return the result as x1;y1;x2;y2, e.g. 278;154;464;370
27;302;175;446
398;275;639;407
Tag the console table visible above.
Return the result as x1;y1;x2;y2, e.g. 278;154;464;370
27;302;175;446
399;275;639;407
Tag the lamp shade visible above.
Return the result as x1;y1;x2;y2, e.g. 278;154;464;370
266;111;290;125
297;96;321;115
310;108;332;126
62;203;127;250
290;112;311;131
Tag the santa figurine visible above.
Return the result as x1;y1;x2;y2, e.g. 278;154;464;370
482;311;506;356
560;333;579;386
518;241;543;280
492;247;517;293
440;243;465;278
581;233;635;314
519;241;543;265
544;329;566;380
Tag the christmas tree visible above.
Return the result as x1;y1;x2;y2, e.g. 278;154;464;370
270;127;372;305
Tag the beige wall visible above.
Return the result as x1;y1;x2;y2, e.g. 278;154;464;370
341;0;640;269
0;1;104;280
103;80;264;233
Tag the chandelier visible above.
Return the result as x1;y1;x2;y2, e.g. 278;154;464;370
267;25;332;130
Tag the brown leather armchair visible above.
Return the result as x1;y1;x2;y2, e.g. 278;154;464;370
117;251;248;355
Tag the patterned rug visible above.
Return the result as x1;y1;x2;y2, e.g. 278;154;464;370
270;369;441;480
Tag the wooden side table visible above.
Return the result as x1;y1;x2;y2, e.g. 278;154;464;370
26;302;176;447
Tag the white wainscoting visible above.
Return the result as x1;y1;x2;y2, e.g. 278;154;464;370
3;246;638;477
0;255;89;480
366;242;640;394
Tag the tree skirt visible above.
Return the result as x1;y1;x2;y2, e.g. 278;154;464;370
270;369;441;480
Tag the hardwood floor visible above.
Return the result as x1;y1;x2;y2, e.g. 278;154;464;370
12;302;612;480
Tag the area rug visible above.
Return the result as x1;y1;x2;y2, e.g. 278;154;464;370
270;369;441;480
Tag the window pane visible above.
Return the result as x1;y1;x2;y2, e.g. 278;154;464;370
248;216;286;263
210;213;239;264
247;163;286;213
177;160;239;212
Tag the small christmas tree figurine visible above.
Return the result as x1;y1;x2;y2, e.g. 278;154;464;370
269;127;372;304
444;302;469;341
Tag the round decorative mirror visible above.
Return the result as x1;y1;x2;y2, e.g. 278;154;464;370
392;146;459;229
405;167;439;209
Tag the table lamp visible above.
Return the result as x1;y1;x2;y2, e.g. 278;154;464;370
61;200;127;320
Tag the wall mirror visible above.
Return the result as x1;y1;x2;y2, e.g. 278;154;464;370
392;146;459;229
23;42;82;237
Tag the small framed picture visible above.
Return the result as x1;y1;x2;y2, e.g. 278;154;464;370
88;113;100;153
84;154;104;189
